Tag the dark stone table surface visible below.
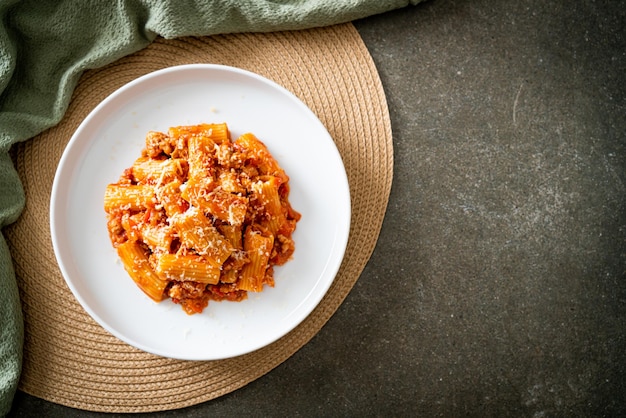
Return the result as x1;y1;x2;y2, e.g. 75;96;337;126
8;0;625;416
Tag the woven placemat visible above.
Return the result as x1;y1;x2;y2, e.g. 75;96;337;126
5;23;392;413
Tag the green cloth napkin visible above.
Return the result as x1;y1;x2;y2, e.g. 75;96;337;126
0;0;421;415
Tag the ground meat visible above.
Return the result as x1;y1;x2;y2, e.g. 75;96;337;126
143;131;174;157
107;213;126;245
272;233;295;264
167;281;207;300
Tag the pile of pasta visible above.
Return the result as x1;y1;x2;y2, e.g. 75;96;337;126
104;123;300;314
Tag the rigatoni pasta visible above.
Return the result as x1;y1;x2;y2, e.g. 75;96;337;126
104;123;300;314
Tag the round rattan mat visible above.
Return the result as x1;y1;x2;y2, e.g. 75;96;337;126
5;23;393;413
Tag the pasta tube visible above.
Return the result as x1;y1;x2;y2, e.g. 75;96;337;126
117;240;168;302
171;207;233;266
155;253;221;284
238;227;274;292
104;184;155;212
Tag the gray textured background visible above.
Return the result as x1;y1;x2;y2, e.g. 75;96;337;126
9;0;625;416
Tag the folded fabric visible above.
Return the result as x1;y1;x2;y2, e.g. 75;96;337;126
0;0;422;415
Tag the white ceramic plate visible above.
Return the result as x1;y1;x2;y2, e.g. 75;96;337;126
50;64;350;360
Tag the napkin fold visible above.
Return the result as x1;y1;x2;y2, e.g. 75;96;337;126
0;0;421;415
